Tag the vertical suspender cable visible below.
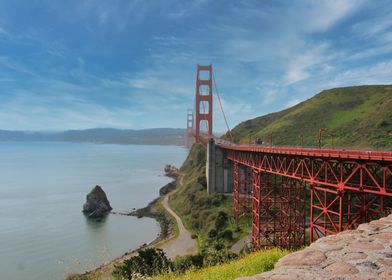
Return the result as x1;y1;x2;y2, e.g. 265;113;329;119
212;71;234;142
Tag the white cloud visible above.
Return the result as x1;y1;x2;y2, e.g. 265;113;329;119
0;56;36;76
285;98;302;108
328;59;392;86
300;0;359;32
260;90;278;105
284;43;334;85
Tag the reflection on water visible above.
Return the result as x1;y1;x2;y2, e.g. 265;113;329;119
84;213;108;228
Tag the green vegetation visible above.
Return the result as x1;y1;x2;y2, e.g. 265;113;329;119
169;144;252;251
113;248;173;279
152;248;288;280
112;247;239;279
112;247;287;280
229;85;392;149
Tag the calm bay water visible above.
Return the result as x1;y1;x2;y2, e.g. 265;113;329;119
0;142;187;280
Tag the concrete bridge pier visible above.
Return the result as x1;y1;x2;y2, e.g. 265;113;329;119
206;138;234;194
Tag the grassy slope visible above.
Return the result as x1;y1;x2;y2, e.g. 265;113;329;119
153;248;288;280
230;85;392;149
169;144;251;250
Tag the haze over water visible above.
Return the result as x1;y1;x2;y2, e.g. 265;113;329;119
0;142;187;280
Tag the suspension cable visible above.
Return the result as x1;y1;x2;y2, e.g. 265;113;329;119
212;71;234;142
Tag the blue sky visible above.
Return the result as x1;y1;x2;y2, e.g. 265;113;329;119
0;0;391;131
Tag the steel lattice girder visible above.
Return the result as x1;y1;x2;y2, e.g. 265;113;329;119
234;162;239;225
251;172;306;249
310;185;387;242
234;163;253;225
252;170;261;248
226;150;392;197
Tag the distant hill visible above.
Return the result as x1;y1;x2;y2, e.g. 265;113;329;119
229;85;392;150
0;128;185;146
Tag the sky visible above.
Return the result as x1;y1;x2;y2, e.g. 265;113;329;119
0;0;391;131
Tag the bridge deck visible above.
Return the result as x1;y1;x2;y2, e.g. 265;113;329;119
217;143;392;162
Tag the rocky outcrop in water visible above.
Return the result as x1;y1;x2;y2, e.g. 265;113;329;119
83;185;112;218
164;164;179;178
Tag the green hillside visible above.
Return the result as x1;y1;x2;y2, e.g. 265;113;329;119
230;85;392;150
169;144;251;251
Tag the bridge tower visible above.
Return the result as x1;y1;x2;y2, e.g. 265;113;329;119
195;65;213;142
186;109;194;148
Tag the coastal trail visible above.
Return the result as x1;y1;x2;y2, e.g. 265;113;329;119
158;180;198;259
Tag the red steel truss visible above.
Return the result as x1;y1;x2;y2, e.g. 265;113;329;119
225;147;392;248
252;170;261;248
234;163;253;225
310;185;387;241
249;171;306;249
223;147;392;196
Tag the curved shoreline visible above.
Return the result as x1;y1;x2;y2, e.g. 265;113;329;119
69;177;182;279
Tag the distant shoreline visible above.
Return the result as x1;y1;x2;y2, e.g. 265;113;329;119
0;139;184;146
0;128;186;146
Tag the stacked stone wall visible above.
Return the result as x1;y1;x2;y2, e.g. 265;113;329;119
239;214;392;280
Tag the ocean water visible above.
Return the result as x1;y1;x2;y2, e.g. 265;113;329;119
0;142;187;280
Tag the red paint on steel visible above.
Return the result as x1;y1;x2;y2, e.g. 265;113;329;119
224;148;392;196
195;65;213;142
251;170;261;248
190;64;391;249
234;162;239;225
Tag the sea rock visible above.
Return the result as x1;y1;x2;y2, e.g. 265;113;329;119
83;185;112;218
164;164;179;178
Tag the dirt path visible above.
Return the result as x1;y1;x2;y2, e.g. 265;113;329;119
158;190;198;259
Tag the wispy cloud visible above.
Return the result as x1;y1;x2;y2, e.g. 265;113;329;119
0;0;391;131
284;43;335;85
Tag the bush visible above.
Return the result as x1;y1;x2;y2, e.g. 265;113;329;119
159;181;176;196
173;254;204;274
197;175;207;186
215;211;228;231
113;248;173;279
208;229;217;238
202;248;238;267
220;229;233;241
210;194;225;207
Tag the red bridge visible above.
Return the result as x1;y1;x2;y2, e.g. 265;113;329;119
187;65;392;249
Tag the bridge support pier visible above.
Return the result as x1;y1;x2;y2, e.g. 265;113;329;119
207;138;234;194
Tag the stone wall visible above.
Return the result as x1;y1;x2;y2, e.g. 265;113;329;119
239;214;392;280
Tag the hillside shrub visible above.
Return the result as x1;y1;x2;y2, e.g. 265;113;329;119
202;248;238;267
220;229;233;241
215;211;228;231
113;248;173;279
173;254;204;274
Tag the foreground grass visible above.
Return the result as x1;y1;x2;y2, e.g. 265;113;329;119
152;248;288;280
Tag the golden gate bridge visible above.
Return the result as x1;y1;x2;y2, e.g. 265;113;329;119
187;65;392;249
